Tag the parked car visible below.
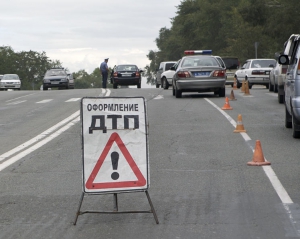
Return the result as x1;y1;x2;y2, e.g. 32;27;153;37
278;35;300;138
171;50;226;98
275;34;300;104
235;59;276;89
43;68;75;91
0;74;21;90
161;60;180;89
221;57;239;87
269;60;280;93
155;61;177;88
110;64;143;89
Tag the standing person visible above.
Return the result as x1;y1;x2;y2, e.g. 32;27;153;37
100;58;109;88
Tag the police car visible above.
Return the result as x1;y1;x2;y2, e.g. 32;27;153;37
171;50;226;98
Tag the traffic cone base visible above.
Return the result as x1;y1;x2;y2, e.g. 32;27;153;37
229;89;237;101
222;97;233;110
234;114;246;133
244;81;251;95
247;140;271;166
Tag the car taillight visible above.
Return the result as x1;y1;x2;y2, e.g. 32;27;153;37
113;72;118;77
177;71;191;78
212;70;225;77
135;71;140;77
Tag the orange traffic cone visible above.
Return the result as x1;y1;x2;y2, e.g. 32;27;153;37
244;81;251;96
233;76;238;90
229;89;237;101
233;114;246;133
247;140;271;166
222;97;233;110
240;80;246;93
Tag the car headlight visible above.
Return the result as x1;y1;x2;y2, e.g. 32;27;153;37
61;78;67;82
44;79;50;83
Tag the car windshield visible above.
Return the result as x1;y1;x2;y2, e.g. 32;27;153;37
116;65;138;71
2;74;19;80
182;57;219;67
45;70;67;76
251;60;276;68
222;58;239;69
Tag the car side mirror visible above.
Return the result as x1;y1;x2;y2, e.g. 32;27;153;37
139;70;144;73
170;66;175;71
278;55;289;65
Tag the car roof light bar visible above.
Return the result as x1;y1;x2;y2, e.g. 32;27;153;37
184;50;212;55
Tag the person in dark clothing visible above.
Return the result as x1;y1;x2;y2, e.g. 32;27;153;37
100;58;109;88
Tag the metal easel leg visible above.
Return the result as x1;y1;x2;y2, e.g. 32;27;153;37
113;193;118;212
73;192;85;225
145;191;159;224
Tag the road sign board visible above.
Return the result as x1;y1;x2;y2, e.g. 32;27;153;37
81;97;149;193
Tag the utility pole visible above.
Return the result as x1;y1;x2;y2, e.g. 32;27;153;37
254;42;259;59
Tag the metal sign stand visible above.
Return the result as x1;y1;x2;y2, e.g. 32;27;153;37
73;190;159;225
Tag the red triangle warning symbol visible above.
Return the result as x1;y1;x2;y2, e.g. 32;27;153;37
85;132;146;190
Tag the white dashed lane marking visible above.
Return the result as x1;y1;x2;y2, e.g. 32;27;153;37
36;99;53;104
65;98;81;102
6;100;27;105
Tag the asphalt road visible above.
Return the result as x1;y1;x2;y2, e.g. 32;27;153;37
0;86;300;239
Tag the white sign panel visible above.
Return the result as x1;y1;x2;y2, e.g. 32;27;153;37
81;97;149;193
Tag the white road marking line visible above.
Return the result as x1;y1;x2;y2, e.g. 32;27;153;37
0;89;111;167
0;117;80;172
0;110;80;162
5;93;36;102
6;100;27;105
36;99;53;103
154;95;164;100
65;98;81;102
205;98;293;204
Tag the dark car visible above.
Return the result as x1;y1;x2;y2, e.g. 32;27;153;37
110;64;143;89
221;57;239;87
43;68;75;91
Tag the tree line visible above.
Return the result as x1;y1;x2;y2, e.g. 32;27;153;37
2;0;300;89
143;0;300;84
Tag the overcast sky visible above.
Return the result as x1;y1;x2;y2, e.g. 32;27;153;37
1;0;182;74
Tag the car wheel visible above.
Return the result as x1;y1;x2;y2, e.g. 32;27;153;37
155;83;159;88
218;87;225;97
236;77;241;88
113;82;117;89
43;86;48;91
265;84;269;89
274;84;278;93
248;83;252;89
175;84;182;98
278;93;284;104
269;82;274;92
285;105;292;128
162;77;169;90
137;82;141;88
292;115;300;138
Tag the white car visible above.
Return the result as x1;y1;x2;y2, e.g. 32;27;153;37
161;60;180;89
0;74;21;90
235;59;276;89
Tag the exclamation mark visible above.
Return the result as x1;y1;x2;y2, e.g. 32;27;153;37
111;151;119;180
